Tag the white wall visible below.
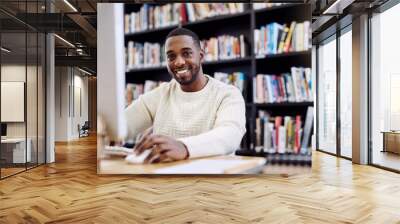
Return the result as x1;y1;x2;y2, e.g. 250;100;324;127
55;66;89;141
55;66;69;141
72;72;89;138
1;63;46;164
1;65;34;138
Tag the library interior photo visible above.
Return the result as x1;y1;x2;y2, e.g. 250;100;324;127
1;0;400;222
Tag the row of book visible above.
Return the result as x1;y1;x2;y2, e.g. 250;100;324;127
125;34;247;70
254;107;313;154
124;3;244;34
182;3;244;22
253;67;312;103
124;4;180;34
125;81;163;107
126;41;166;71
253;3;286;10
214;72;246;94
200;35;247;61
254;21;311;56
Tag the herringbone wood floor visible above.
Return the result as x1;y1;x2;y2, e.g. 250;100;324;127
1;135;400;223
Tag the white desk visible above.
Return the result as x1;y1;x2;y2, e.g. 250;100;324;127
98;155;267;174
1;138;31;163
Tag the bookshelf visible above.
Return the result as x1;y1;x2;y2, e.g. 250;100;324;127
255;102;314;107
124;3;313;165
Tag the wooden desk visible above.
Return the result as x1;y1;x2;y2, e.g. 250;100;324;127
1;138;31;163
98;155;267;174
381;131;400;154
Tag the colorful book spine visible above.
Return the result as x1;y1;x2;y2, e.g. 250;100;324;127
254;21;311;57
256;110;313;155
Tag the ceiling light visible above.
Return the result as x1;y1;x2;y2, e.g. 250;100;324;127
78;67;93;76
323;0;355;15
54;34;75;48
1;47;11;53
63;0;78;12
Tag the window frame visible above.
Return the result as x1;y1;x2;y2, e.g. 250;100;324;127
315;18;353;160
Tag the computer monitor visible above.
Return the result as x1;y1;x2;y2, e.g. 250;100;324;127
97;3;127;142
1;123;6;137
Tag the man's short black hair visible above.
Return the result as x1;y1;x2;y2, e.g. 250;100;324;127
166;27;201;49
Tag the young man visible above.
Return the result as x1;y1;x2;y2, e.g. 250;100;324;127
125;27;246;163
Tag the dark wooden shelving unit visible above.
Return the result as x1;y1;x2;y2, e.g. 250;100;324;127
255;50;311;59
126;65;166;73
235;149;312;166
183;10;251;27
253;4;298;14
203;57;252;65
124;3;312;153
125;24;179;38
254;102;314;107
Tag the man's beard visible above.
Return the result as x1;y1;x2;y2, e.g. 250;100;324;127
172;64;200;85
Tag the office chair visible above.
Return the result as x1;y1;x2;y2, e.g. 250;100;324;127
79;121;90;138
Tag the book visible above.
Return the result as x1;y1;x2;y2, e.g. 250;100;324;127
278;24;289;53
124;3;181;34
179;3;244;23
253;67;312;103
125;81;163;106
294;115;301;153
253;3;286;10
256;112;310;155
201;35;247;61
126;41;164;70
284;21;296;52
254;21;310;57
275;116;282;152
300;106;314;154
214;72;246;94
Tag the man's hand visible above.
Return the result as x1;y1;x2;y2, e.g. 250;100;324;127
134;132;189;163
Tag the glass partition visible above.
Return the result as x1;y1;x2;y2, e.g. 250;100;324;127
371;2;400;171
0;1;46;179
1;31;28;177
38;32;45;165
339;27;352;158
26;0;40;169
27;30;38;169
317;36;337;154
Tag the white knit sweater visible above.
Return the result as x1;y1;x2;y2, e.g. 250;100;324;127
124;75;246;158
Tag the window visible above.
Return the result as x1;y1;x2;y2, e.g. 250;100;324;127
339;27;352;158
371;2;400;171
0;1;47;179
317;36;337;154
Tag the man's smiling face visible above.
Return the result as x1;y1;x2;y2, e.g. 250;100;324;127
165;35;204;85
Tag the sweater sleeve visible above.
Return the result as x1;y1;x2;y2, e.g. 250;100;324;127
124;84;163;140
178;87;246;158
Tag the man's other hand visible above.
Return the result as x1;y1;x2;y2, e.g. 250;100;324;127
134;134;189;163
